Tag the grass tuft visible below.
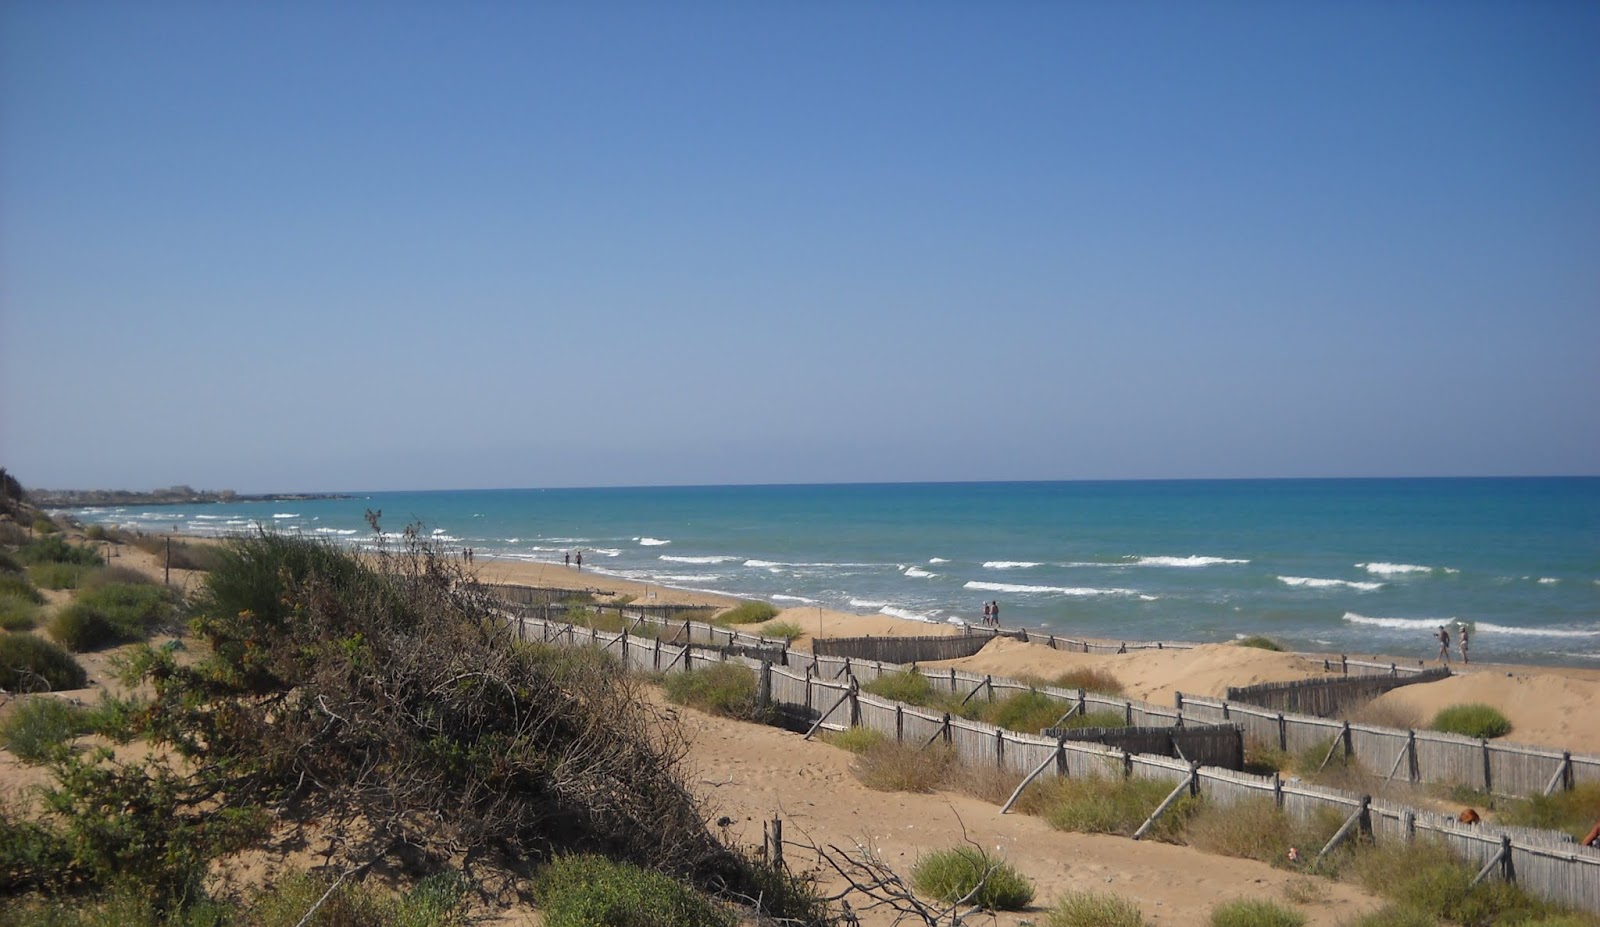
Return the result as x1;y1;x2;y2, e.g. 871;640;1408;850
759;619;805;642
821;726;887;754
0;592;41;631
534;854;734;927
47;582;179;651
716;601;780;625
910;846;1034;911
0;695;94;762
1495;783;1600;842
1020;774;1199;840
1047;890;1149;927
1429;703;1512;739
661;663;769;722
861;669;937;705
852;741;956;793
1236;636;1285;651
1209;898;1306;927
0;632;87;692
1049;666;1126;696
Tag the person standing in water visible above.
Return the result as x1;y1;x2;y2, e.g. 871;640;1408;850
1436;625;1451;665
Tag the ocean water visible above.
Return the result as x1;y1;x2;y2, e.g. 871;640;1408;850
71;478;1600;667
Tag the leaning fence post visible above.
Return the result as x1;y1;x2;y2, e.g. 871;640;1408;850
1133;767;1196;840
1315;795;1370;866
1543;752;1572;796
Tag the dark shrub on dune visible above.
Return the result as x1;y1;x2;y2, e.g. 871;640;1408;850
0;632;87;692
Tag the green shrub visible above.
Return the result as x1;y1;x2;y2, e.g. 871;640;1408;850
534;854;734;927
1345;839;1548;925
1497;783;1600;842
0;572;44;602
822;726;887;754
84;524;111;541
32;516;59;535
1236;636;1285;651
760;619;805;642
910;846;1034;911
248;869;469;927
717;600;780;625
1047;890;1149;927
28;561;95;590
983;689;1068;734
1021;774;1198;840
0;695;93;762
0;592;40;631
0;549;23;574
1429;703;1512;739
81;565;157;588
1209;898;1305;927
0;632;87;691
862;669;937;705
661;663;768;721
1049;666;1125;696
567;606;627;632
1341;906;1441;927
18;534;101;566
47;583;177;651
914;850;1024;907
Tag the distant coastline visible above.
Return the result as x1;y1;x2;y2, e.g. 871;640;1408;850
30;486;351;508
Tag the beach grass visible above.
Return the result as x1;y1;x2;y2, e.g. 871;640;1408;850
1048;666;1125;696
0;632;87;692
715;600;780;625
1495;783;1600;842
1235;636;1285;651
0;592;41;631
910;846;1034;911
0;695;94;763
534;854;734;927
1429;703;1512;739
852;740;957;793
821;726;886;754
1046;890;1149;927
47;582;180;651
1020;774;1199;840
1208;898;1305;927
759;619;805;643
662;663;770;722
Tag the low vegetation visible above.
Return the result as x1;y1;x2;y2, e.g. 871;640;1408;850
17;535;102;568
1235;636;1285;651
1495;783;1600;842
1208;898;1305;927
852;740;958;793
0;592;41;631
1344;838;1555;925
909;846;1034;911
821;726;887;754
1183;797;1346;869
0;632;87;692
1046;890;1149;927
1048;666;1125;696
46;582;179;651
1016;774;1199;841
1429;702;1513;739
760;619;805;642
534;854;735;927
27;562;96;590
128;534;224;572
0;696;94;763
716;600;780;625
662;662;770;722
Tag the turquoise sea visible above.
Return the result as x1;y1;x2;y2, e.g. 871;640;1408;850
70;478;1600;667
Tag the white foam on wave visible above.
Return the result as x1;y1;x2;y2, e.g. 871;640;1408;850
849;598;888;609
431;528;448;535
1344;612;1600;639
1280;576;1385;592
929;557;949;564
193;515;222;520
272;513;299;519
655;573;719;583
965;580;1137;597
590;548;621;557
771;594;816;604
1538;577;1560;585
879;606;938;623
1130;555;1250;567
904;566;937;579
983;561;1041;569
659;555;739;564
314;527;359;536
744;559;781;568
637;537;671;546
1356;562;1434;575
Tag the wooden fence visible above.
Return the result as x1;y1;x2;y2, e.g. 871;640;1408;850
1045;723;1245;771
811;633;994;663
504;610;1600;913
1225;667;1452;718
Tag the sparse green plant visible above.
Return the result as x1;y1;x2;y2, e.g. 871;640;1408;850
862;669;937;705
84;524;111;541
1049;666;1125;696
566;605;627;632
1341;906;1440;927
0;572;44;602
534;854;735;927
248;869;470;927
1047;890;1149;927
28;561;96;590
717;600;780;625
1429;703;1512;739
1281;876;1328;905
759;619;805;642
0;592;41;631
1183;797;1346;868
910;846;1034;911
853;740;957;793
0;632;87;692
983;689;1068;734
822;726;887;754
18;534;101;566
81;564;157;588
1019;774;1199;840
662;662;769;721
32;516;59;535
0;549;23;575
0;695;93;762
1236;636;1285;651
1244;744;1294;776
1345;839;1549;925
1496;783;1600;842
47;582;178;651
1209;898;1305;927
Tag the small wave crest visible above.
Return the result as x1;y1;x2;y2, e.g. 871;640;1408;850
1344;613;1600;639
929;557;949;564
771;594;817;603
964;580;1136;597
1130;555;1250;567
849;598;888;609
983;561;1041;569
904;566;937;579
1280;576;1385;592
1356;562;1435;575
272;513;299;519
659;555;739;564
637;537;671;546
880;606;938;623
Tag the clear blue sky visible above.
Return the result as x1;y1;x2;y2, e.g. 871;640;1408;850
3;2;1597;492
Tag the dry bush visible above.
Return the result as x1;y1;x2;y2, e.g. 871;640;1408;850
947;761;1026;806
1183;796;1346;868
1348;697;1423;731
1050;666;1125;696
852;740;957;793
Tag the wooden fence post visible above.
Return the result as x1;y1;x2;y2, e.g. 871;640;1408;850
1407;729;1419;782
1277;713;1287;752
895;704;904;743
758;662;772;712
1543;752;1572;795
1402;810;1415;842
1273;772;1283;808
1482;739;1493;793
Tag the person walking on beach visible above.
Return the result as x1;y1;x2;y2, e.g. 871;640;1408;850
1458;623;1469;664
1436;625;1451;665
982;602;993;626
564;551;570;566
991;601;1001;628
575;551;583;571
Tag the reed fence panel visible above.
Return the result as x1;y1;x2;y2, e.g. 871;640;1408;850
812;634;994;663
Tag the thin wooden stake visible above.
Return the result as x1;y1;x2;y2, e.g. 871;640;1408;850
1133;770;1196;840
1315;796;1370;867
803;688;854;740
1001;742;1062;814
